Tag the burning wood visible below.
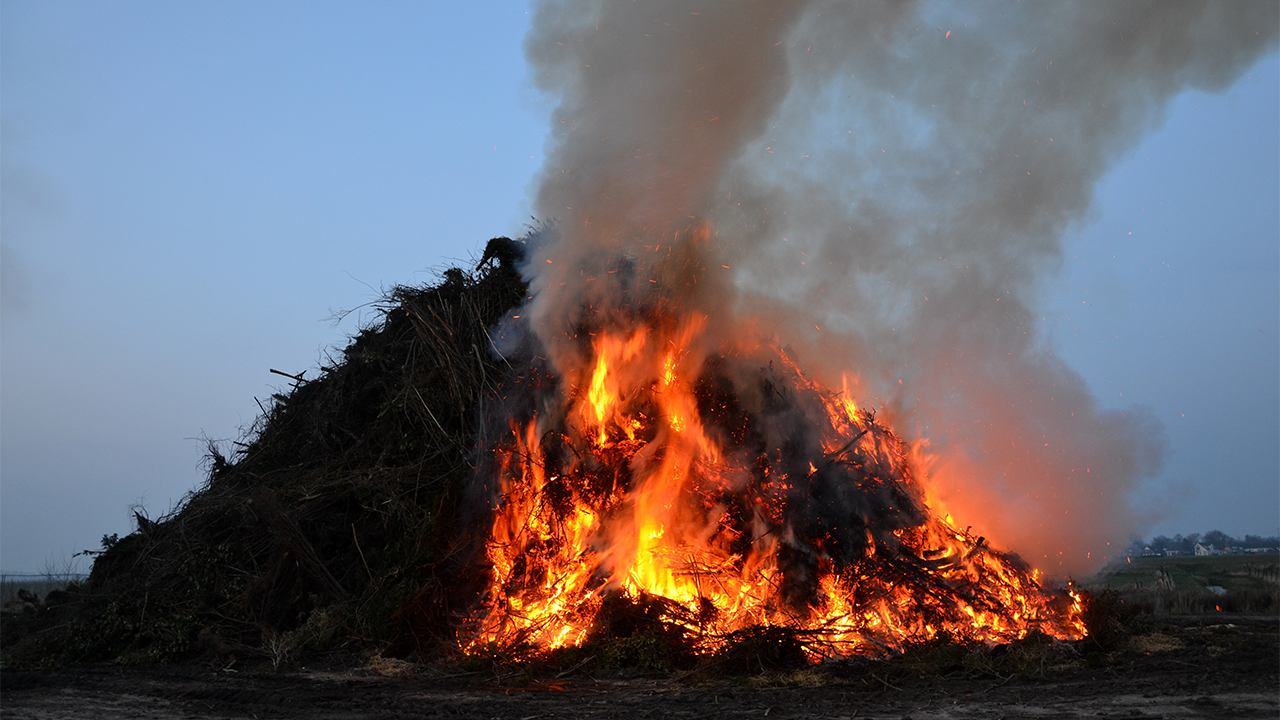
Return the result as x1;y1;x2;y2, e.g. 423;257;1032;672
464;245;1084;659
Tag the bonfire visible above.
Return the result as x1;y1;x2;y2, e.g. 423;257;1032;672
462;232;1084;660
29;0;1265;670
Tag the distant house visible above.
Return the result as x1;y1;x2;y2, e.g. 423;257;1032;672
1194;543;1217;556
1141;546;1160;557
1165;549;1184;557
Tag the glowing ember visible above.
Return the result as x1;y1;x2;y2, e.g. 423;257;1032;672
465;253;1084;659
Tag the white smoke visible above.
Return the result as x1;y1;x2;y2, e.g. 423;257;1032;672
517;0;1278;575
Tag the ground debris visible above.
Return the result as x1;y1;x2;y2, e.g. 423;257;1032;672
1;616;1276;719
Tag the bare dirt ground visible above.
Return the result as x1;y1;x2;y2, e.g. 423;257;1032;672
3;615;1276;720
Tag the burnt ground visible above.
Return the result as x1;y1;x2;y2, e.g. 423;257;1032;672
2;615;1276;719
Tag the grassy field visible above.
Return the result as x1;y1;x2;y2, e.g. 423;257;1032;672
1084;554;1279;615
1087;553;1279;592
0;575;84;605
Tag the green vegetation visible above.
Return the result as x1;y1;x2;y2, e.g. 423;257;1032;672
1088;554;1278;593
0;575;83;605
1084;554;1278;616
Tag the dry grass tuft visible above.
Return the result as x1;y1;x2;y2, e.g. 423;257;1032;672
1127;632;1185;653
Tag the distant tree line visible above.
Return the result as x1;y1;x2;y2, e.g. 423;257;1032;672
1126;531;1279;556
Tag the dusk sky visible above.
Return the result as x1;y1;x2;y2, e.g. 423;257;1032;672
2;2;1276;573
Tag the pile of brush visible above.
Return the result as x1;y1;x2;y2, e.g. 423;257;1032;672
1;237;529;668
0;231;1121;673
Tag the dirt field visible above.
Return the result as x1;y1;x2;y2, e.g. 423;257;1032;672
2;615;1275;719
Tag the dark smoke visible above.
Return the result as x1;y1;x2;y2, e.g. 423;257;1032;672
515;0;1278;575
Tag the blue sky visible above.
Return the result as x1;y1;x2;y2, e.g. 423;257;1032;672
2;2;1276;572
1039;68;1279;542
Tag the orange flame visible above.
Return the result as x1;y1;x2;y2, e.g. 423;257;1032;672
468;313;1083;657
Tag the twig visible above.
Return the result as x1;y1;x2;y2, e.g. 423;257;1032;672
425;303;455;339
555;654;596;678
874;673;903;692
269;368;306;382
352;524;374;583
811;428;870;477
413;387;455;443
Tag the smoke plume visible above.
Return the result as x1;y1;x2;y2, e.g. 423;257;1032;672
516;0;1278;575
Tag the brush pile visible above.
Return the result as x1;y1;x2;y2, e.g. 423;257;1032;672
1;237;529;668
0;232;1102;672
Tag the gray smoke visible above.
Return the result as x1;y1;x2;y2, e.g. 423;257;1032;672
518;0;1278;575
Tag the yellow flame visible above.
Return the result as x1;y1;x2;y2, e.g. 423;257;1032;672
469;321;1085;657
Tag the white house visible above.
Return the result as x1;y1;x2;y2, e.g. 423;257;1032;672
1194;543;1217;556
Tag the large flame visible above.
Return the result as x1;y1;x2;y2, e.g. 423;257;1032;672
467;257;1084;658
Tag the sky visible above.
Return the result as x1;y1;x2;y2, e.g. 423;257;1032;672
2;2;1276;573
